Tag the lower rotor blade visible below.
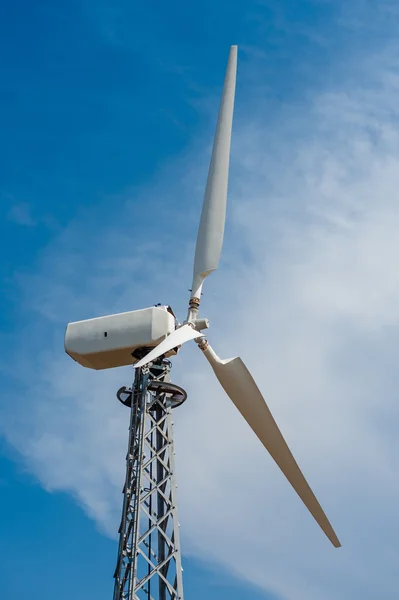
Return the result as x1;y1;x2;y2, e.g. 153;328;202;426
200;342;341;548
134;324;203;369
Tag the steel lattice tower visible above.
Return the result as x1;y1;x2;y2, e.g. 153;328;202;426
113;360;185;600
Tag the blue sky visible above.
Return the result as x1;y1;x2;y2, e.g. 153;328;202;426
2;1;399;599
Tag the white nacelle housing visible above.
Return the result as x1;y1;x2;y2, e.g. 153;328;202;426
65;305;176;370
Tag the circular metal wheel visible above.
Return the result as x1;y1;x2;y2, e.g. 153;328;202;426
116;386;133;407
116;381;187;409
148;381;187;409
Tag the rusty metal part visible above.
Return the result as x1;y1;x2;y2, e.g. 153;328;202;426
189;297;200;308
197;338;209;351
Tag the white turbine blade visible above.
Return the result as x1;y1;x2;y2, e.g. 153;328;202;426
191;45;237;300
134;325;203;369
201;342;341;548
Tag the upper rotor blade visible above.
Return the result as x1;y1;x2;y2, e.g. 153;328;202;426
134;324;203;369
191;45;237;300
201;342;341;548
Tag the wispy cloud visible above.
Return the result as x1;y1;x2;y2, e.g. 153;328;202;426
4;193;59;231
3;21;399;600
7;200;36;227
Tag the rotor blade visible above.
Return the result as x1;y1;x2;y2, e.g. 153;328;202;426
134;325;203;369
201;342;341;548
191;45;237;300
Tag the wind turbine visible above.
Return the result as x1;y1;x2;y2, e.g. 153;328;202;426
65;45;340;600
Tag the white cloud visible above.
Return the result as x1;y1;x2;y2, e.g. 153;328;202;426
3;33;399;600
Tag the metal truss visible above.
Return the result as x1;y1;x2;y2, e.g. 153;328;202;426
113;360;185;600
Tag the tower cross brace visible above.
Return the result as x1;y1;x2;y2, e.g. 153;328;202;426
113;360;185;600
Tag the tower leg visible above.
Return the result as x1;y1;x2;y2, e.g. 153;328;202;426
113;361;184;600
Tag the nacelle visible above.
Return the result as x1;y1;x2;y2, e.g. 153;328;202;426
65;305;176;370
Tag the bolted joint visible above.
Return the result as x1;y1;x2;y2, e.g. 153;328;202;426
197;338;209;351
186;296;201;325
189;296;200;309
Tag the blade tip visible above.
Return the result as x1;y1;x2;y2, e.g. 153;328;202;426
331;535;341;548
